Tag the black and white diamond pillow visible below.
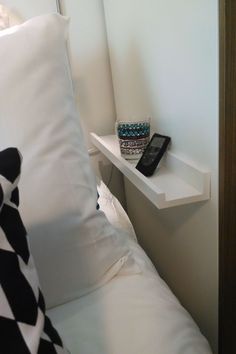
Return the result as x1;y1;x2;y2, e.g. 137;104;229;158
0;148;68;354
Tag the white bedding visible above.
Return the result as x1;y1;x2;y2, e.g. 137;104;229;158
97;179;137;242
0;5;212;352
48;182;212;354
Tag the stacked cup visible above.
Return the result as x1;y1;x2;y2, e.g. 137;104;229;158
116;119;150;160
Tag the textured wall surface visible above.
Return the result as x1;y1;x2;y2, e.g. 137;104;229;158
103;0;219;352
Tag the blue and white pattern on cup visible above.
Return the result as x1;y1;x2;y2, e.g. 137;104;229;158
116;121;150;159
117;122;150;139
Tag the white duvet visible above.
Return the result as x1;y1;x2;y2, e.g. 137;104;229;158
48;181;212;354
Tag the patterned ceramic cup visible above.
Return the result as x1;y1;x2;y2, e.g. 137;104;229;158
116;119;150;160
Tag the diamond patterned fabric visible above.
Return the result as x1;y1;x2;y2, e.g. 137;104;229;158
0;148;68;354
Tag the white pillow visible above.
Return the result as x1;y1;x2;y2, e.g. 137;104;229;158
0;13;131;308
97;179;137;242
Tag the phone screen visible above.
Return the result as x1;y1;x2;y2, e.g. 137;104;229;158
142;137;165;166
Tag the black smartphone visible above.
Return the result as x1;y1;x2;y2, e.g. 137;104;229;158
136;133;171;177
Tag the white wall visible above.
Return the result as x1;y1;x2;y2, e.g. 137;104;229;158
103;0;218;352
60;0;126;205
61;0;116;146
1;0;57;19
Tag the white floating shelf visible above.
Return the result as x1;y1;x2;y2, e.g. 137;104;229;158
90;133;210;209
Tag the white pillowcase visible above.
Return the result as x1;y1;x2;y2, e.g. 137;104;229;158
97;179;137;242
0;13;131;308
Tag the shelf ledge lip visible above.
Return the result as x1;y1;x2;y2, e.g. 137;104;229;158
90;133;210;209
